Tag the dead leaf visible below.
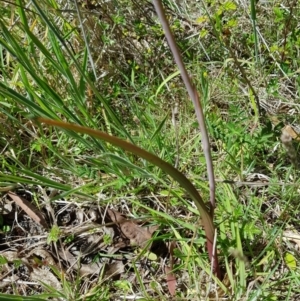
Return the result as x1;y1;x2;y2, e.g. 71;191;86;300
282;125;300;141
58;248;77;266
0;250;19;262
104;261;125;279
31;267;62;290
165;241;177;296
0;249;61;290
283;230;300;249
80;261;103;277
0;251;21;287
107;209;158;248
58;248;103;276
27;248;56;266
165;266;176;296
8;192;48;228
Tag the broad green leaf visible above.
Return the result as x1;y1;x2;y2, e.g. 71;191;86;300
224;1;237;11
284;252;297;270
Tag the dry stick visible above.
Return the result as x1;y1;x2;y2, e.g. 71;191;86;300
152;0;220;279
152;0;216;210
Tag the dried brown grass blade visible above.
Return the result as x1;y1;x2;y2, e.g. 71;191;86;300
107;209;158;248
8;191;48;228
165;241;177;296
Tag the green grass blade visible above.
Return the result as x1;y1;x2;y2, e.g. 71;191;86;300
16;0;64;73
150;112;169;142
30;0;134;142
155;70;180;97
0;294;46;301
250;0;259;64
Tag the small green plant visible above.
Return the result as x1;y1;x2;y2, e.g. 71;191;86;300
0;255;8;265
103;233;112;245
47;225;61;244
64;234;74;244
113;280;132;293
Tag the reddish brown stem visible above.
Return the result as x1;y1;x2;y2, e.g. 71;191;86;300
152;0;220;278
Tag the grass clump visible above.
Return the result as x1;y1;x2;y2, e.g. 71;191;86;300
1;0;300;300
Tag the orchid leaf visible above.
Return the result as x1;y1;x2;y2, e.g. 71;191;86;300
36;118;215;252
